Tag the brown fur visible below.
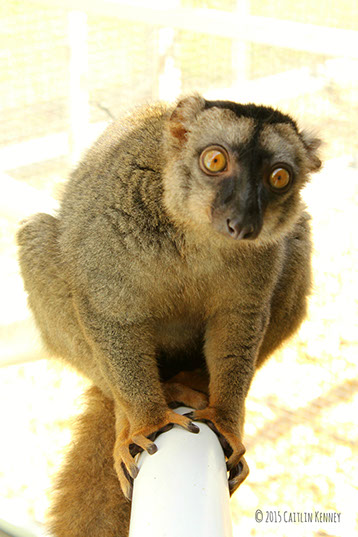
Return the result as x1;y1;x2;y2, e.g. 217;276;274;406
17;95;321;535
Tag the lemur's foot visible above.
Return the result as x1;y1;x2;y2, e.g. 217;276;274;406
162;381;208;410
114;406;199;500
186;406;249;494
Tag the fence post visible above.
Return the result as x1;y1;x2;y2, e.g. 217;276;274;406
128;407;233;537
67;10;90;165
232;0;250;89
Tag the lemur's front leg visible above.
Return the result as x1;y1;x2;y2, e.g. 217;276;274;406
189;307;268;493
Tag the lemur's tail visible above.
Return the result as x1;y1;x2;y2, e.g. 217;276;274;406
48;386;131;537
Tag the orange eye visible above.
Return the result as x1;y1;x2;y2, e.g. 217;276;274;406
269;167;291;190
200;146;228;174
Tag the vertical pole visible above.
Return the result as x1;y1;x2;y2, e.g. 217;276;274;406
128;407;233;537
157;27;182;101
232;0;250;90
68;10;90;165
153;0;182;102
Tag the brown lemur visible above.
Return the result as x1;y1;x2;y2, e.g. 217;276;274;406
17;95;321;531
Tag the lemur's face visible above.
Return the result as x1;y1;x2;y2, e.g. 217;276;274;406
163;96;321;244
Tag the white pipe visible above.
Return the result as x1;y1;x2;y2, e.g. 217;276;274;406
128;407;233;537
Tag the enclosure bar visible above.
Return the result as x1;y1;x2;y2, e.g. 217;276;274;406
34;0;358;58
0;519;41;537
128;407;233;537
68;10;90;164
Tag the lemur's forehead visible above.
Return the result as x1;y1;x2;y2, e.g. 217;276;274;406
192;108;256;148
259;123;302;162
189;106;303;168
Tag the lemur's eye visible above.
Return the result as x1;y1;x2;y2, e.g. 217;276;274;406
200;146;228;174
268;166;292;191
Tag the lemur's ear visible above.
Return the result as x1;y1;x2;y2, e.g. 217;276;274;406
300;130;322;172
168;94;206;144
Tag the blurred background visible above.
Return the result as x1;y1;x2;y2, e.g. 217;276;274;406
0;0;357;535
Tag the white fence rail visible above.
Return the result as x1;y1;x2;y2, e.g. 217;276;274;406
32;0;358;58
